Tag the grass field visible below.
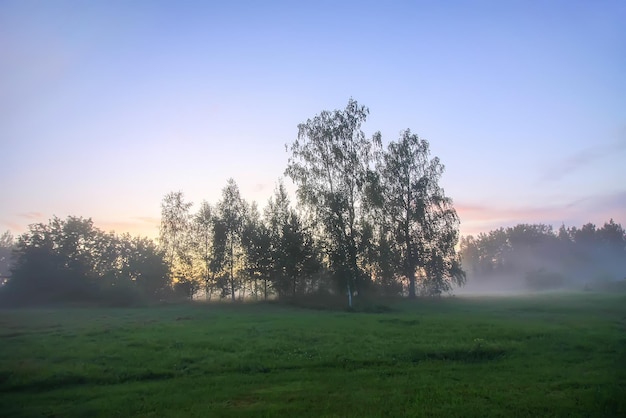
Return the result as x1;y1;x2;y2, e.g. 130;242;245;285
1;293;625;417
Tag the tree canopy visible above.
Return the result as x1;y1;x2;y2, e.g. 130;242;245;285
1;217;169;306
285;99;464;304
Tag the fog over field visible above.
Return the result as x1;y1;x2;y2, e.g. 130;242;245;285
457;221;626;296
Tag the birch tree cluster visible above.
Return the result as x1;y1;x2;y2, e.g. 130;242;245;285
161;100;465;304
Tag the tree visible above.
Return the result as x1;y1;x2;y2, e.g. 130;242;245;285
210;218;229;298
276;210;321;298
1;216;170;306
160;191;192;265
377;130;464;296
373;231;403;296
265;181;291;242
5;220;65;304
159;191;197;299
285;99;380;307
596;219;626;260
264;182;319;299
459;235;480;276
0;231;14;285
241;203;273;299
118;234;170;299
215;179;246;301
192;201;216;299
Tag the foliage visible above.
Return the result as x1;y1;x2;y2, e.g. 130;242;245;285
375;129;465;297
191;201;217;299
264;182;322;299
241;203;273;300
0;231;14;285
215;178;247;301
286;99;381;307
0;216;169;306
159;191;198;299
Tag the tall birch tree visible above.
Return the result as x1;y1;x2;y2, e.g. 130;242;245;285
378;130;465;296
159;191;196;298
215;178;246;301
285;99;380;307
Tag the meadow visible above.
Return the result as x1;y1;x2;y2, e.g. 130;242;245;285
1;293;624;417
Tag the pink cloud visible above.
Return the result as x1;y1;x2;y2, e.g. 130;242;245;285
17;212;45;220
0;220;25;234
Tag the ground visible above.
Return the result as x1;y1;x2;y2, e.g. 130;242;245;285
1;292;624;417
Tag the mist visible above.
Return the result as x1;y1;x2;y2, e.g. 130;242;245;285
458;220;626;296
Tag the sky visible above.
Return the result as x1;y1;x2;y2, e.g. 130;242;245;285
1;0;625;239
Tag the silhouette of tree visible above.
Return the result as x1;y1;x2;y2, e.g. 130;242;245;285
264;182;321;299
377;130;464;296
192;201;217;299
241;203;273;299
215;179;246;301
2;216;170;306
0;231;14;286
286;99;380;307
118;234;170;299
159;191;197;299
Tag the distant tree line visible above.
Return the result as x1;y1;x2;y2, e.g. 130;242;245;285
459;220;626;290
0;231;13;286
0;217;170;306
0;99;465;307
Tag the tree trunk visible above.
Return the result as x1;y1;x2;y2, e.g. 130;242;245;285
347;282;353;308
408;275;416;299
405;222;416;298
230;238;235;302
407;258;417;299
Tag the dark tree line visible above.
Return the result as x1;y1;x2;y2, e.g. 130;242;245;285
1;99;465;307
0;217;170;306
459;220;626;290
0;231;14;286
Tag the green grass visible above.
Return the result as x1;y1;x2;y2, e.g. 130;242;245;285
1;293;625;417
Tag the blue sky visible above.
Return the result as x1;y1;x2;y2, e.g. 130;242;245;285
1;0;625;238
